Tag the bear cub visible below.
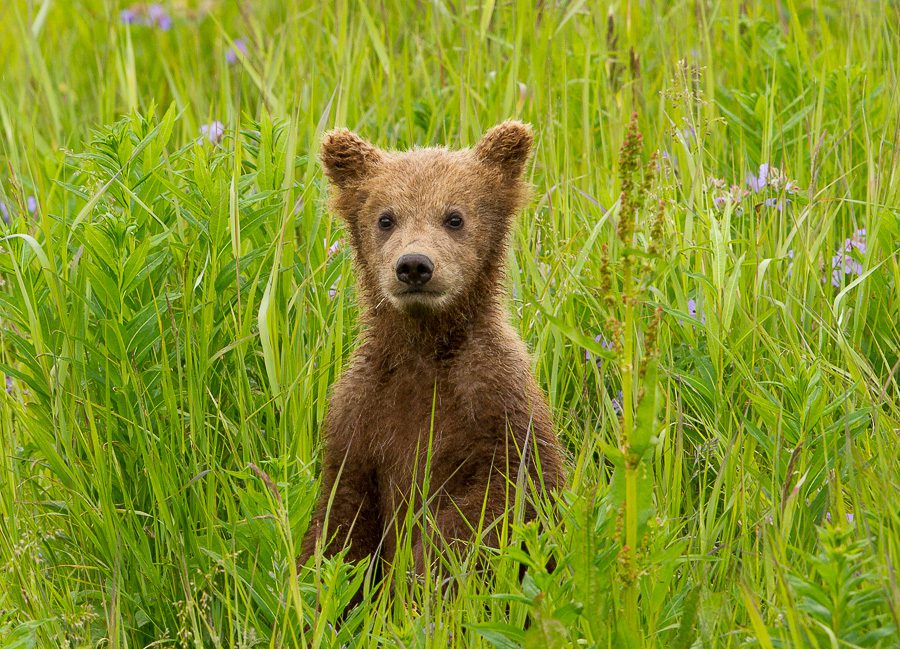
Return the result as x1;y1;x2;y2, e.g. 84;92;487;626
299;121;565;573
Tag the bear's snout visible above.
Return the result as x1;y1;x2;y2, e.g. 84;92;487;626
395;253;434;287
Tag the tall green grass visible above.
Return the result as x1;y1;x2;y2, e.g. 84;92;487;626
1;1;898;646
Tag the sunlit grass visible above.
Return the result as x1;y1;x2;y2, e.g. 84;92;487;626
1;1;898;647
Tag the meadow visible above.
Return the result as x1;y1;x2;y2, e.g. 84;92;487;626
1;1;898;646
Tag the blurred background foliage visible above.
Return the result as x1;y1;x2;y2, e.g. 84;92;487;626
0;1;898;647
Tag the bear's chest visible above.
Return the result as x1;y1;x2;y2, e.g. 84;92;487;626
363;358;476;467
329;340;527;525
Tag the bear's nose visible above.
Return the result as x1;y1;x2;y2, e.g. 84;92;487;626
396;253;434;287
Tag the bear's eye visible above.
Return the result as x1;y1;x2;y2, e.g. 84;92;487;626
377;212;395;231
444;211;464;230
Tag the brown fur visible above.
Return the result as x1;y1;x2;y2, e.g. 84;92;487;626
299;121;565;574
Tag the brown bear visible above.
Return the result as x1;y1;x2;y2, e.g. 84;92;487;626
299;121;565;575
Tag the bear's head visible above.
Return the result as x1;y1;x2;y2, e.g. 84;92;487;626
320;121;533;320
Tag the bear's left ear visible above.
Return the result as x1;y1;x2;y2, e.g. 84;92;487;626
474;121;534;179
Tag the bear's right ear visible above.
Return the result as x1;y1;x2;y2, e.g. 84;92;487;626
320;129;382;189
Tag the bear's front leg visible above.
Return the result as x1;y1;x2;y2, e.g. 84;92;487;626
298;442;381;569
412;449;529;573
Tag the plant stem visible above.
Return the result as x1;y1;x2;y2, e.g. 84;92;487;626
622;259;639;633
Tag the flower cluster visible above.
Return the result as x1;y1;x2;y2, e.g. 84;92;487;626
750;163;799;194
707;163;799;211
225;38;248;64
746;163;769;193
687;297;705;323
707;176;749;208
585;334;615;363
783;228;867;287
324;237;340;258
675;296;705;327
825;511;856;524
828;228;866;287
611;389;624;416
583;334;623;417
199;121;225;145
120;3;172;31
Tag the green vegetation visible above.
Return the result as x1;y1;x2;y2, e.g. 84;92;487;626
1;1;898;646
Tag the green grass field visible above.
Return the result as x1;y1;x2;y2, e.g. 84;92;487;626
1;1;899;646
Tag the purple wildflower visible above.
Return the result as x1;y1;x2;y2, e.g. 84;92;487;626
120;8;140;24
825;511;856;524
764;197;787;211
828;229;866;287
226;38;248;64
711;181;750;209
687;298;706;324
0;201;9;225
4;375;12;394
731;184;750;203
328;277;341;300
829;268;840;288
199;121;225;145
585;334;614;363
26;196;37;214
830;251;863;287
787;249;794;277
324;237;340;258
747;163;769;193
611;390;624;416
660;150;678;174
845;228;866;254
708;175;726;191
121;4;172;30
147;4;171;30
